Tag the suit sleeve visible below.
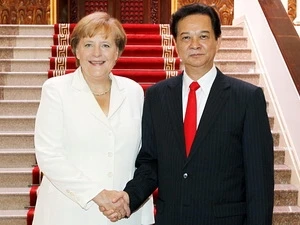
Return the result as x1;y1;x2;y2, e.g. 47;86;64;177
243;87;274;224
124;88;158;212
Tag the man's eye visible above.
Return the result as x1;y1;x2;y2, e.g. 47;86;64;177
182;36;190;40
200;35;209;39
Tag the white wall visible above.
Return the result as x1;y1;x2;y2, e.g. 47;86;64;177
233;0;300;179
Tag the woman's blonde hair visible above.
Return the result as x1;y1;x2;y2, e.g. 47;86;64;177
70;12;127;65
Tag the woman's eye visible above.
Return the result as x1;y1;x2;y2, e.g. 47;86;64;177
84;43;92;47
102;44;110;48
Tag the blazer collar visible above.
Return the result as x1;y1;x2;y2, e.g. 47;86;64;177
71;67;126;123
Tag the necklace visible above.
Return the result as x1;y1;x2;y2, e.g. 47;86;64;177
92;87;111;96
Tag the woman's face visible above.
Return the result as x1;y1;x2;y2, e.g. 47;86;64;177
75;33;119;79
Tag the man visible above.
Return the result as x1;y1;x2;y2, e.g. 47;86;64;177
103;3;274;224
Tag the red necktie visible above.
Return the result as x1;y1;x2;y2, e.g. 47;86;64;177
184;81;200;156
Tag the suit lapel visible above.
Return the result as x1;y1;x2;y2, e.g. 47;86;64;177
188;70;231;159
166;75;186;158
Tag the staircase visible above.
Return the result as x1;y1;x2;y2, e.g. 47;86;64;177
0;25;52;225
0;23;300;225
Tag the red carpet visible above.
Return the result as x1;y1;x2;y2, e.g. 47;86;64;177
54;23;172;35
49;23;181;83
27;208;35;225
51;45;178;57
29;23;179;224
49;57;180;71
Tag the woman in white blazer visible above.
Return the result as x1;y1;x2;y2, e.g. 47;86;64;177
33;12;154;225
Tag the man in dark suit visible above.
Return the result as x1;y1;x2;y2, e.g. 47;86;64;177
102;3;274;224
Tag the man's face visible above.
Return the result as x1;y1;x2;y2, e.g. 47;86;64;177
175;14;221;77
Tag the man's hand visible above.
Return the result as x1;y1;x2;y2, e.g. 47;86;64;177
94;190;130;222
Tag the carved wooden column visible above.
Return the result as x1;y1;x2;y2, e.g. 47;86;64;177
0;0;51;24
176;0;234;25
292;0;300;24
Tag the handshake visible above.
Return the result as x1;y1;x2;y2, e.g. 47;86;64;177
93;189;131;222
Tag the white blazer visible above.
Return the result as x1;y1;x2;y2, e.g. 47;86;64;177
33;68;154;225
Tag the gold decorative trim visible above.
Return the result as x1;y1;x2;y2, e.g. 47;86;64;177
161;35;174;46
171;0;178;14
57;35;70;45
57;46;69;57
58;24;71;35
52;70;67;77
166;70;179;78
50;0;57;24
55;58;67;70
159;24;170;35
162;46;175;58
164;57;177;70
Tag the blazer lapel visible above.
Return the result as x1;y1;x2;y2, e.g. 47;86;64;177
188;70;231;158
108;74;126;118
71;68;110;127
166;75;186;158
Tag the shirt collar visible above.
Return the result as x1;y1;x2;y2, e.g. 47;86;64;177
183;65;217;95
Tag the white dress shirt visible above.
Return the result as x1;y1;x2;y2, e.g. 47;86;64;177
182;65;217;127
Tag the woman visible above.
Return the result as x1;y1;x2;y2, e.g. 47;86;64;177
33;12;154;225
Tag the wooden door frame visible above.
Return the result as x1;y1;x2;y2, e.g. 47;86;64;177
57;0;172;24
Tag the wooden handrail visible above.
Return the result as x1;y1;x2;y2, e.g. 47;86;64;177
259;0;300;95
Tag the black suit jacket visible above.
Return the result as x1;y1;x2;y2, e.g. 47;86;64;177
124;69;274;225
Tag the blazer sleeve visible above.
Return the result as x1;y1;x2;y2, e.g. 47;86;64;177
34;79;101;209
243;87;274;224
124;88;158;212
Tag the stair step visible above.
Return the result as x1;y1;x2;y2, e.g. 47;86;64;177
0;35;52;47
221;26;244;36
0;210;27;225
0;24;53;35
274;164;291;184
0;149;36;168
0;187;30;210
0;168;32;188
272;131;280;147
0;24;243;37
273;206;300;225
0;59;49;72
0;47;51;59
0;100;39;116
0;116;35;132
214;60;256;73
225;72;260;85
274;184;299;206
0;133;34;149
0;72;48;86
274;147;286;165
220;37;248;48
0;86;42;100
216;48;252;60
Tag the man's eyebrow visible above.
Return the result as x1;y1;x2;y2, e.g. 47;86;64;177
179;30;210;35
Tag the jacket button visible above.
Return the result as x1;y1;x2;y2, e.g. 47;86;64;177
183;173;188;179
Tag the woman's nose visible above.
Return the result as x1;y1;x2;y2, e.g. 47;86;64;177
93;46;102;56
